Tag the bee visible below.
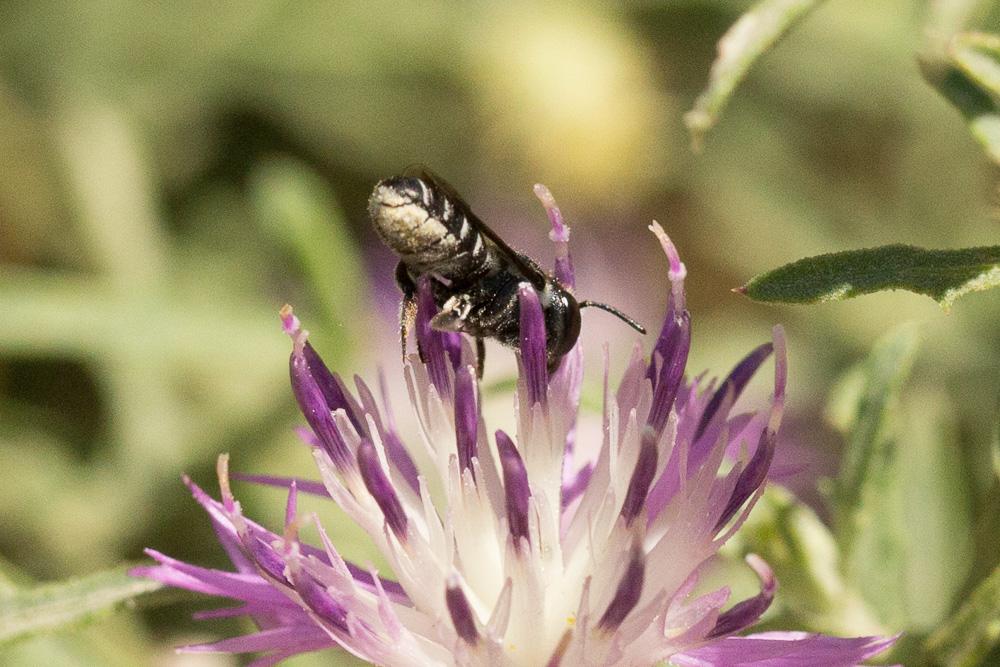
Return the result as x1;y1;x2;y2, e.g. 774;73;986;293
368;167;645;375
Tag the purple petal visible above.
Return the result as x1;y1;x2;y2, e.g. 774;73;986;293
183;476;256;574
673;631;899;666
289;348;353;471
287;565;349;631
769;325;788;435
687;385;736;477
644;287;677;385
294;426;321;448
561;462;594;509
445;575;480;645
135;550;291;604
695;343;773;442
496;430;531;546
649;222;687;310
615;343;647;420
534;183;574;288
181;624;333;655
598;544;645;631
193;603;270;620
453;365;479;476
245;525;291;585
641;222;691;438
545;630;573;667
706;555;776;639
355;374;420;492
349;570;406;605
416;278;461;395
302;342;368;438
381;429;421;493
281;307;359;471
645;222;689;392
645;309;691;437
231;473;331;498
357;438;408;539
518;284;548;405
185;475;410;602
723;412;760;459
714;328;788;531
620;429;659;526
714;426;775;532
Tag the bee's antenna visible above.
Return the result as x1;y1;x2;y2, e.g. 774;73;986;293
579;301;647;335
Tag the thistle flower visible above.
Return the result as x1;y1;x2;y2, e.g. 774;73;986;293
134;187;897;666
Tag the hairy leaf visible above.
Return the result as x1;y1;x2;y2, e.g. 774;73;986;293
685;0;822;149
0;566;162;645
737;244;1000;309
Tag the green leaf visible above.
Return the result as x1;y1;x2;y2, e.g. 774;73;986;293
922;31;1000;164
684;0;823;149
925;564;1000;667
826;329;974;630
993;395;1000;481
249;157;370;353
952;32;1000;93
894;390;973;629
737;244;1000;309
830;325;918;553
923;1;995;52
0;565;162;645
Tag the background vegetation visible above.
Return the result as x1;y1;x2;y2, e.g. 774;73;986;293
1;1;997;665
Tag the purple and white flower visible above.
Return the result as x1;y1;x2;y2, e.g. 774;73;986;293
134;186;897;666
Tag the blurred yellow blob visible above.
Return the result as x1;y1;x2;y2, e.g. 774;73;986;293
468;5;672;201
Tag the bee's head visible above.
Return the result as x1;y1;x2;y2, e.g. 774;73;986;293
543;284;581;369
371;176;433;210
369;176;452;261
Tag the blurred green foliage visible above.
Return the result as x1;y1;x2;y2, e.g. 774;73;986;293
1;1;999;665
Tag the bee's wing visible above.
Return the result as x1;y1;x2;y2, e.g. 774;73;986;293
403;165;548;290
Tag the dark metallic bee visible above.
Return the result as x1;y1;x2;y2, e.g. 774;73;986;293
368;167;645;374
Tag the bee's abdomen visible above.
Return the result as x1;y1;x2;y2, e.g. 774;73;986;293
369;176;489;278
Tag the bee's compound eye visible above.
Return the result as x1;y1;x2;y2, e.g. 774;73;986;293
548;291;581;359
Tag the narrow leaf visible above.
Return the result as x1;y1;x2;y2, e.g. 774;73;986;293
737;244;1000;309
895;391;973;629
923;1;995;53
249;157;369;350
952;32;1000;93
993;394;1000;481
830;325;919;550
0;565;162;645
925;564;1000;667
922;31;1000;164
685;0;822;149
826;340;975;632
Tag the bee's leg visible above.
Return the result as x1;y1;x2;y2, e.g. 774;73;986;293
400;294;418;364
430;293;473;333
475;337;486;379
395;262;420;364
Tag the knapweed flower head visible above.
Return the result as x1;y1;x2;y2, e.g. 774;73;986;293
135;187;897;666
